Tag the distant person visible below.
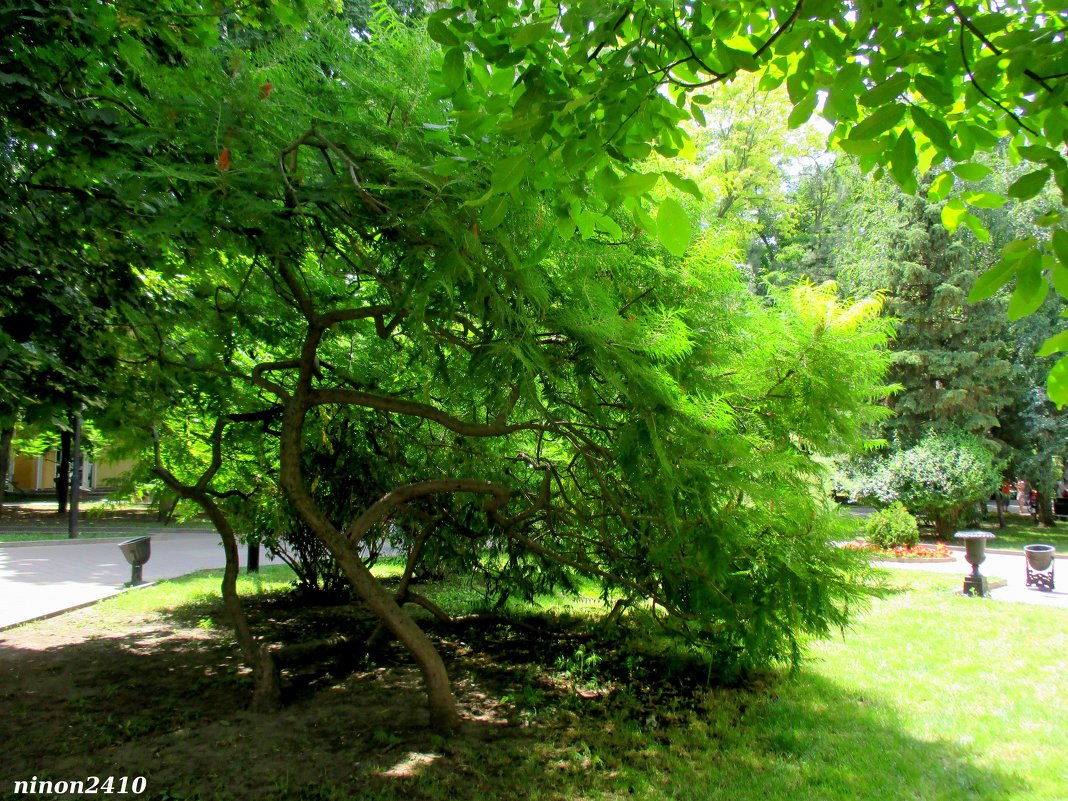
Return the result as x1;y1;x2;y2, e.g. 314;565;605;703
1016;480;1029;514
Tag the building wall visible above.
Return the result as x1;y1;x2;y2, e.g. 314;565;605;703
8;452;134;491
94;457;135;488
11;456;36;490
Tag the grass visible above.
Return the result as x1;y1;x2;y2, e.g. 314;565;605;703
973;516;1068;553
917;513;1068;554
60;564;1067;801
99;564;299;618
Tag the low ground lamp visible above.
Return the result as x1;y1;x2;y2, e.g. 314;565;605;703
953;530;996;597
118;536;152;586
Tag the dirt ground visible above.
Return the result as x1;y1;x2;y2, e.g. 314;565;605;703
0;588;715;801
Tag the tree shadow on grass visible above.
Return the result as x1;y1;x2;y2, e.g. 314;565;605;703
352;670;1023;801
0;602;1026;801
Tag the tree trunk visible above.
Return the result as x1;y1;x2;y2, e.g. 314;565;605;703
205;502;282;711
68;410;82;539
152;459;281;712
278;394;460;733
1036;490;1056;527
56;428;72;514
0;424;13;518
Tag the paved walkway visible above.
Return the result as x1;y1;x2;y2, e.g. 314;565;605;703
0;531;284;629
0;530;1064;631
874;547;1068;608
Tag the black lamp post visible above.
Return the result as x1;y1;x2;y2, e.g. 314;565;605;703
954;530;996;597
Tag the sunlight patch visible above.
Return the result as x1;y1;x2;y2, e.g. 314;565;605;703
381;751;439;778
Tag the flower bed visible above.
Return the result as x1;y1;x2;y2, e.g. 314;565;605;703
843;539;954;561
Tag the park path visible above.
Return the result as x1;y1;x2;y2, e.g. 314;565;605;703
0;531;284;630
0;530;1064;631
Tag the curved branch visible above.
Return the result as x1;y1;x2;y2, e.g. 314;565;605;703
346;478;511;543
309;387;544;437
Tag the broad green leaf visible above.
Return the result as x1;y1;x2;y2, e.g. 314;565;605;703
788;91;818;129
962;191;1007;209
488;66;515;94
914;74;954;106
961;212;990;242
1007;169;1050;200
426;16;459;46
953;163;993;181
848;103;906;141
1052;261;1068;299
838;138;885;156
615;171;659;197
940;198;967;232
481;195;508;230
1052;229;1068;268
442;47;465;92
928;171;955;202
889;129;918;192
562;93;594;114
572;206;595;239
663;172;703;199
491;153;527;193
968;258;1016;302
1037;330;1068;357
512;21;553;47
656;197;691;257
1047;354;1068;408
1004;237;1038;258
1019;144;1060;163
595;214;623;239
859;72;910;108
633;207;657;236
911;106;954;153
1007;255;1048;320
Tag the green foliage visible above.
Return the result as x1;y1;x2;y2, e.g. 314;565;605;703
864;502;919;550
433;0;1068;403
855;431;1000;536
2;2;906;694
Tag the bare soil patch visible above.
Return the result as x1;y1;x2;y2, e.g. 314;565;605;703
0;587;727;801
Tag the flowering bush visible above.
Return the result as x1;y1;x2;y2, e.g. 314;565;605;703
864;502;919;549
853;430;999;536
843;540;952;560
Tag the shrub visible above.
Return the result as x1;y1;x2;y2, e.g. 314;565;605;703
854;430;999;536
864;502;919;549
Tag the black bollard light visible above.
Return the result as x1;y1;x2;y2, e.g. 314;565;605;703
118;536;152;586
954;530;996;597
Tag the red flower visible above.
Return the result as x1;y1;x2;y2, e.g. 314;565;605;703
217;147;231;171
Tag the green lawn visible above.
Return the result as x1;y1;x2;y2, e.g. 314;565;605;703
970;516;1068;553
917;513;1068;554
73;566;1068;801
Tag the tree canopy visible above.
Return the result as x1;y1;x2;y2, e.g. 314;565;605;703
431;0;1068;399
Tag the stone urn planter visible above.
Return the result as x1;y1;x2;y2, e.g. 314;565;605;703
953;530;996;597
1023;544;1055;591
